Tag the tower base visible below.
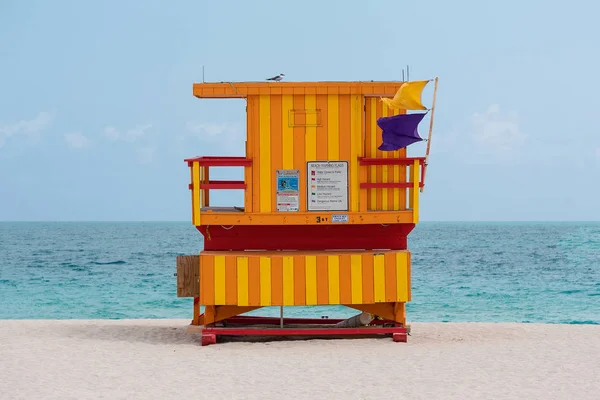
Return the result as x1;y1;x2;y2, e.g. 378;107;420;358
188;315;408;346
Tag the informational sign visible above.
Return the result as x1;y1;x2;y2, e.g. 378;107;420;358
331;214;349;223
276;169;299;212
307;161;349;211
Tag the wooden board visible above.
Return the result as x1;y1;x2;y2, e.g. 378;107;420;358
177;255;200;297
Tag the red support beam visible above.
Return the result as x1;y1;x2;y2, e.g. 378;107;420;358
185;156;252;167
197;224;415;251
200;181;246;189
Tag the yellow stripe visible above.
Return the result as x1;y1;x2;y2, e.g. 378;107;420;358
369;99;377;209
305;95;317;162
259;95;271;212
305;255;317;305
396;252;409;301
282;256;294;305
214;255;226;304
282;95;294;169
327;255;340;304
350;254;362;304
412;159;419;223
381;105;389;210
373;254;385;302
327;95;339;160
391;107;400;210
350;95;360;212
393;158;400;210
192;163;201;225
237;257;249;306
259;257;271;306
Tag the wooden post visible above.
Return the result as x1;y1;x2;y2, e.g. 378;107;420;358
421;76;439;193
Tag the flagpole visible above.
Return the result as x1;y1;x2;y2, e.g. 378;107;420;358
420;76;439;193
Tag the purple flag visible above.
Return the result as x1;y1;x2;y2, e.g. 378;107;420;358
377;113;427;151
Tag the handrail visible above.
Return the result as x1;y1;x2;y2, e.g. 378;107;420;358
184;156;252;167
358;156;421;223
357;157;425;166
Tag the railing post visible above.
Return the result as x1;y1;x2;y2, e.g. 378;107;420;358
203;166;210;207
359;164;367;212
192;162;201;226
411;160;419;223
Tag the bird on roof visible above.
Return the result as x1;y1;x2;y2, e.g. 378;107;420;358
266;73;285;82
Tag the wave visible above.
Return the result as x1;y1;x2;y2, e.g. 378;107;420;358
91;260;127;265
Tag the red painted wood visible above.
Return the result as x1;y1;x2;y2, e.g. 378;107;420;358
203;326;407;336
392;332;408;342
184;156;252;167
197;224;415;251
200;182;246;189
201;333;217;346
223;316;397;326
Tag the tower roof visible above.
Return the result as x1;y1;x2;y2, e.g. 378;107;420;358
193;81;405;98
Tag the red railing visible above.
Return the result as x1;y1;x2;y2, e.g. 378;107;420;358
358;157;425;189
185;156;252;191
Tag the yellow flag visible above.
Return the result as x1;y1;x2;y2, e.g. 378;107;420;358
381;80;429;110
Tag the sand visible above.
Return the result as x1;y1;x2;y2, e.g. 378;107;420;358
0;319;598;400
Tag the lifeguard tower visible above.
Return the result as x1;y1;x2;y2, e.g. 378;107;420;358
176;78;438;345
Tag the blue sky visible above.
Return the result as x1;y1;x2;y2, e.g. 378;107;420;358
1;0;598;221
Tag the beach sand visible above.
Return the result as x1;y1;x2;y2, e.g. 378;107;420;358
1;319;598;400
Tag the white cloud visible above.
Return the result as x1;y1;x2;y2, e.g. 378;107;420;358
184;121;245;155
104;124;152;143
64;132;91;149
471;104;526;153
136;145;156;164
0;111;55;148
104;126;120;140
104;123;156;164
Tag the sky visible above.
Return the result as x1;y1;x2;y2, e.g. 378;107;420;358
1;0;599;221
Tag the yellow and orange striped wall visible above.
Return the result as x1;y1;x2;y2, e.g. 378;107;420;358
192;82;419;218
198;250;411;307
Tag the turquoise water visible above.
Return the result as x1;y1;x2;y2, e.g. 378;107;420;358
0;222;598;324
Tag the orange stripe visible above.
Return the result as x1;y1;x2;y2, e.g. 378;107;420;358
225;256;237;305
293;95;306;212
376;99;383;211
294;255;306;305
316;255;329;304
398;108;407;210
248;257;260;306
387;105;395;210
270;95;283;212
203;255;215;305
384;252;397;302
339;254;352;304
365;98;373;211
271;256;283;305
316;94;328;160
249;96;260;213
361;253;374;303
338;96;351;207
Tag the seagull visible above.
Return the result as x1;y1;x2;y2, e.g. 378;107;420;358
266;73;285;82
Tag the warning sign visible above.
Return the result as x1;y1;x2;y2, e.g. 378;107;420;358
307;161;349;211
276;169;299;212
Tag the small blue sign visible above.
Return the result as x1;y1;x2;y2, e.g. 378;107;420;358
277;174;299;192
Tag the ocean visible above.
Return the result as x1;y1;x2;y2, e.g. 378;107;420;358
0;222;598;324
